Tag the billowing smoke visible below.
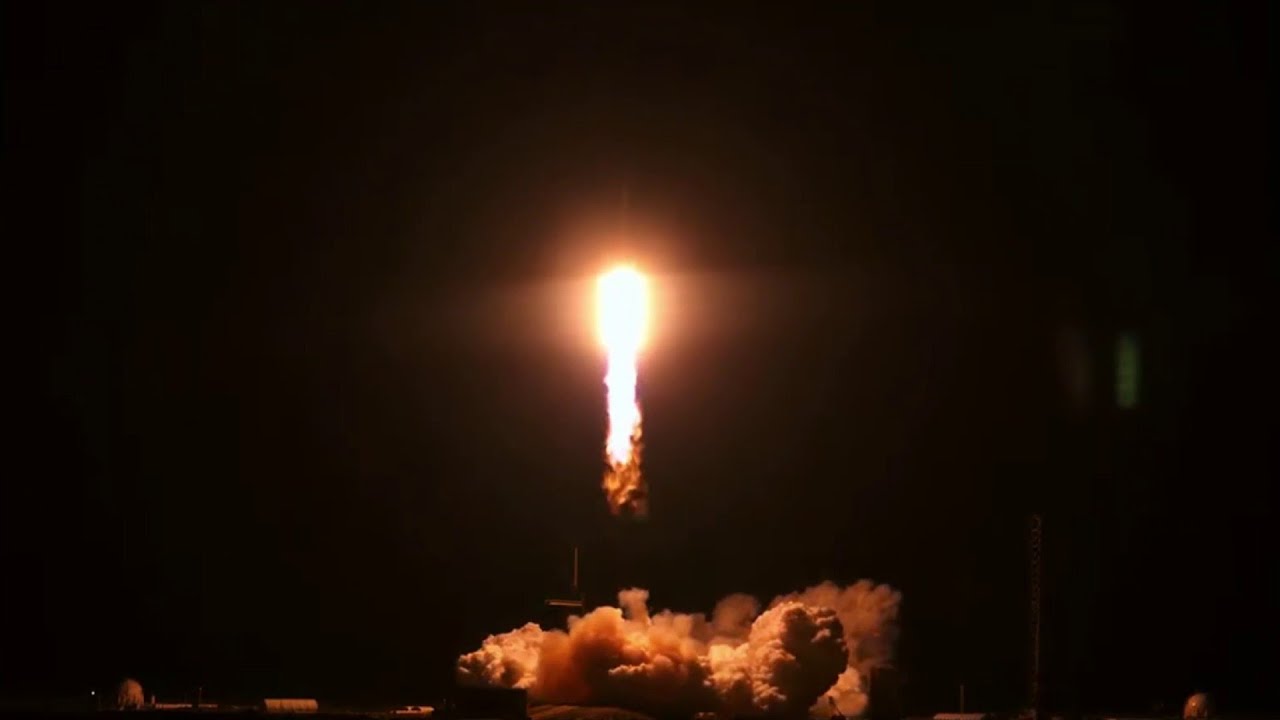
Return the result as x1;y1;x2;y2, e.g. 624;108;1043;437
115;678;144;710
458;582;900;717
778;581;903;717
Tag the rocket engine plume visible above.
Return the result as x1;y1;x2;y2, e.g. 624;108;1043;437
597;266;649;515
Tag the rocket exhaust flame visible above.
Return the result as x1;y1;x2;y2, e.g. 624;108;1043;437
597;266;649;515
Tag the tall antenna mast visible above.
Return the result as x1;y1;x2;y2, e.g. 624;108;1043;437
620;184;631;235
1029;513;1043;720
546;546;585;612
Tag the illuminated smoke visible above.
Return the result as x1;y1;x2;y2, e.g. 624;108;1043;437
458;582;900;717
457;622;543;690
115;679;144;710
776;581;903;717
596;267;649;515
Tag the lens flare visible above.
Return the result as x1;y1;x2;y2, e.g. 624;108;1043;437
597;266;649;515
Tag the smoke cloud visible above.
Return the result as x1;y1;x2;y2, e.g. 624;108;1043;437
458;582;901;717
776;581;903;717
115;678;144;710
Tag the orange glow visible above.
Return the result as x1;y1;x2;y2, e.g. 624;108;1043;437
597;265;649;515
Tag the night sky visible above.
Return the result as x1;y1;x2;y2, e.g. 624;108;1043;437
4;2;1275;714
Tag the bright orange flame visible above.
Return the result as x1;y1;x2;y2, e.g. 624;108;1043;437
597;266;649;515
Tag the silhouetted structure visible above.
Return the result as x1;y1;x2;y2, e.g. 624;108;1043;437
544;547;586;629
867;666;903;720
440;686;528;720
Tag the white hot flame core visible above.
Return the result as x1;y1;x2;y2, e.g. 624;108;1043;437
597;266;649;513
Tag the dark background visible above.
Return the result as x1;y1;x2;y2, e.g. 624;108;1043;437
4;1;1275;714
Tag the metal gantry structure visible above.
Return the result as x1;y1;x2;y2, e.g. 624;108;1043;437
545;546;585;613
1028;513;1044;720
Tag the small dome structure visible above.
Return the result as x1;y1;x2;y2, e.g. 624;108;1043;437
1183;692;1213;720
